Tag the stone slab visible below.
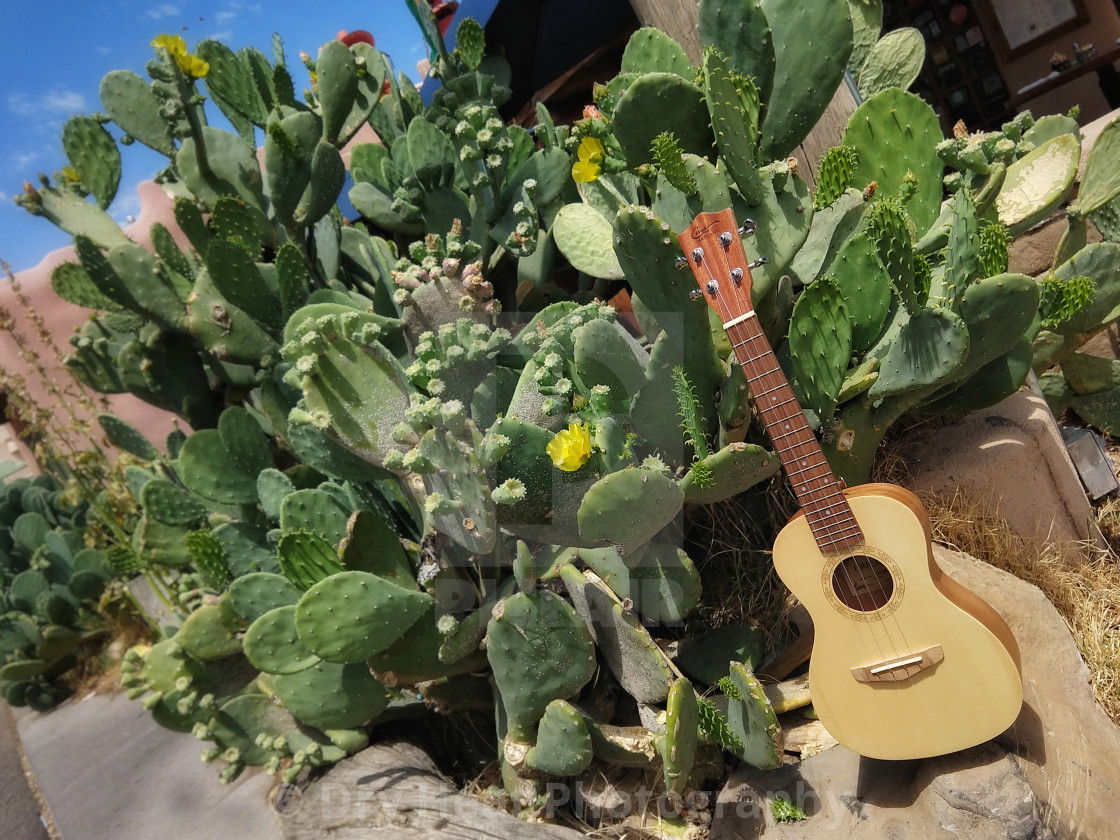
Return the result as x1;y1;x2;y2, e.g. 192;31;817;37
938;547;1120;840
899;388;1095;547
16;690;281;840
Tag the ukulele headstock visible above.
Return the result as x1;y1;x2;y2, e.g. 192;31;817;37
677;209;761;328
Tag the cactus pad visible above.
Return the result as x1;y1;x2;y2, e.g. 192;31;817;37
577;466;683;553
486;590;596;741
561;565;673;705
228;572;301;623
243;605;320;674
525;699;594;776
273;660;388;730
724;660;783;768
294;570;431;663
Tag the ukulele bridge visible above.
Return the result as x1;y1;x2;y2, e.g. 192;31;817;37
851;645;944;683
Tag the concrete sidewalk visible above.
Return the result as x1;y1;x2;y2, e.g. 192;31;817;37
12;691;282;840
0;701;49;840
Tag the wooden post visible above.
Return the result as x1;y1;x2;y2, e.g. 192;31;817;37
626;0;702;62
626;0;860;188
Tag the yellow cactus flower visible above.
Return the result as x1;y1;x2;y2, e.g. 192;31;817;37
572;137;605;183
152;33;188;56
547;422;592;472
180;53;210;78
152;33;209;78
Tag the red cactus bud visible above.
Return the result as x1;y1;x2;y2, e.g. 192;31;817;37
337;29;375;48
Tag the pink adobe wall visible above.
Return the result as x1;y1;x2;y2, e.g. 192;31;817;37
3;180;189;456
2;124;384;462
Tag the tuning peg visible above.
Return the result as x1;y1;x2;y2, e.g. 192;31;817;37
730;268;743;283
747;256;768;269
691;247;704;263
705;280;719;295
719;231;733;249
688;289;704;301
738;219;757;236
675;257;689;270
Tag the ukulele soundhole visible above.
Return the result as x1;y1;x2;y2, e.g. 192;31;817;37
831;554;895;612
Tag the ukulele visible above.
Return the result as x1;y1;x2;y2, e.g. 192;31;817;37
678;208;1022;760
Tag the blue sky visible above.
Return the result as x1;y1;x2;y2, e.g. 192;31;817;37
0;1;436;272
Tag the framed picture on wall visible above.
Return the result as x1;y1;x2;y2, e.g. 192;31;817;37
974;0;1089;59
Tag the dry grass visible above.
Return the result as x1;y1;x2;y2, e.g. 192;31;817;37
921;488;1120;723
59;609;154;700
685;479;800;649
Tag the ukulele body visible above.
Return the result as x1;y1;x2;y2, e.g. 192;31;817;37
772;483;1023;760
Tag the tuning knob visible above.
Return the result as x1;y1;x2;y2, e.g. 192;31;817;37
739;218;757;236
747;256;768;269
688;289;704;301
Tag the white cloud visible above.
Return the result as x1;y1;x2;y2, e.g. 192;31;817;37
8;88;86;118
216;10;237;23
0;191;9;203
145;3;180;19
11;150;39;169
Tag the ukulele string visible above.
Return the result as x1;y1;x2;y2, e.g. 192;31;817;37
715;225;910;677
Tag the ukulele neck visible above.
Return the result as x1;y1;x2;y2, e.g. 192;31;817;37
678;208;864;554
727;313;862;553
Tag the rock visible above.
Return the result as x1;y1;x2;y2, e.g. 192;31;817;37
711;546;1120;839
281;738;584;840
710;741;1043;839
938;546;1120;840
898;389;1095;547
